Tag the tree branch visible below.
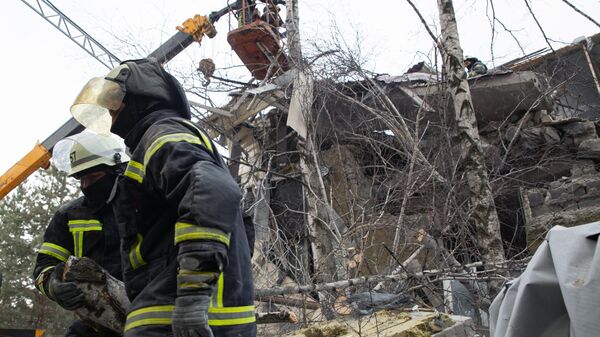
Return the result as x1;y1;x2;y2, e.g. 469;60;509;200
561;0;600;29
524;0;555;53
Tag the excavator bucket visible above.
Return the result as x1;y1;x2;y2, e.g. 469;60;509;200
227;21;289;80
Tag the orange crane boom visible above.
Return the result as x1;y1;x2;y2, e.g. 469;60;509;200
0;144;51;199
0;0;221;199
0;118;83;199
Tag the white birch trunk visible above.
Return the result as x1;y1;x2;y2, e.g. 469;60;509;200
436;0;506;268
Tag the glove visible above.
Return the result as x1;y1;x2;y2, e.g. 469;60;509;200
172;241;225;337
47;263;85;310
172;294;213;337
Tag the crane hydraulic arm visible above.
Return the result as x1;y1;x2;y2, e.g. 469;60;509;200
0;0;222;200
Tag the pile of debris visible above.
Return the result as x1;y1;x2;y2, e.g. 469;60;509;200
284;311;474;337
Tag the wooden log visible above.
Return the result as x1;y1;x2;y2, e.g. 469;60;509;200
64;256;130;333
256;295;320;310
254;259;521;297
256;310;299;324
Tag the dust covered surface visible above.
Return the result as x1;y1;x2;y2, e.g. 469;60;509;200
282;311;456;337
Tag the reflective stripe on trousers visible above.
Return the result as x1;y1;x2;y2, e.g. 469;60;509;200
124;274;255;331
124;306;255;331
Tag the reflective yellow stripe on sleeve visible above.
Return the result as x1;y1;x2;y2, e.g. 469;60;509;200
127;126;214;184
35;265;55;296
174;222;230;246
39;242;71;262
144;133;205;168
180;119;214;154
124;160;144;183
124;305;174;332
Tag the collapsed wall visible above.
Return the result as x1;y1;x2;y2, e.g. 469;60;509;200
223;34;600;326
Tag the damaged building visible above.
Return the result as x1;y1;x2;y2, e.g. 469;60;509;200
6;0;599;335
197;31;600;328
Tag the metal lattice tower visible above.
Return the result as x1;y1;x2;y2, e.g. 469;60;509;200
20;0;121;69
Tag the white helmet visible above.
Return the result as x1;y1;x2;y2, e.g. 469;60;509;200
52;130;130;177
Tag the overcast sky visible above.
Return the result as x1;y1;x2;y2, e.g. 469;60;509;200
0;0;598;185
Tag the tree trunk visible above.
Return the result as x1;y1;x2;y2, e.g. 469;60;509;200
286;0;346;318
285;0;302;65
436;0;506;270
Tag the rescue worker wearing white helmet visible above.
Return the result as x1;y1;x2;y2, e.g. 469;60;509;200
463;56;488;78
33;131;129;337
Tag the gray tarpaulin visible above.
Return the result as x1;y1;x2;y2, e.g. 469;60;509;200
490;222;600;337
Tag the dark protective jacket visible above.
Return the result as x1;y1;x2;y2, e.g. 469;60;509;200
115;110;255;337
467;60;488;77
33;197;122;337
34;197;122;295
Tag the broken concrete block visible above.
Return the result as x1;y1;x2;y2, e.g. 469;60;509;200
522;171;600;250
540;113;555;124
570;161;597;177
586;179;600;191
520;127;545;150
557;121;597;147
542;126;561;144
573;183;587;197
549;178;569;190
534;109;553;124
578;138;600;160
549;184;570;199
434;316;476;337
547;197;578;211
559;121;595;137
527;191;546;208
577;197;600;209
531;204;551;218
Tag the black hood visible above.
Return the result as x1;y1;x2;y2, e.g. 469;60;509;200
110;58;191;138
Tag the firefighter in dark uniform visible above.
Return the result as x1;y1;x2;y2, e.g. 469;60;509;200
33;131;129;337
70;58;256;337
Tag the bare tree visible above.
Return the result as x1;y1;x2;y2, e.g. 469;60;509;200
436;0;506;271
171;1;600;334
